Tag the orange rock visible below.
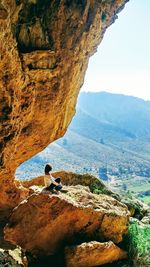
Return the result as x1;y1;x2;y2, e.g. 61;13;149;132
65;241;127;267
20;171;109;191
0;0;128;210
19;176;45;188
4;185;130;256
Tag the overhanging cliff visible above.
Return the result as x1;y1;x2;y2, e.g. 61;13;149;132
0;0;128;210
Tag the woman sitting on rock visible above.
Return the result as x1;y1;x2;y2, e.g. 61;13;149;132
44;164;62;194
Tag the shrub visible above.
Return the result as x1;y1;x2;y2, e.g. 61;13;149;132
128;221;150;266
101;11;107;22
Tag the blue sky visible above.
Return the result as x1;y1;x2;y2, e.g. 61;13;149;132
82;0;150;100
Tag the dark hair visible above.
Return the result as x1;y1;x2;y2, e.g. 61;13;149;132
45;164;52;174
55;177;61;183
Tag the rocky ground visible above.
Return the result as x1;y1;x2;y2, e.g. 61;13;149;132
0;172;149;267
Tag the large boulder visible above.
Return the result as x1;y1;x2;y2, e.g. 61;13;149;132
21;171;111;189
20;171;120;199
4;185;130;256
21;171;149;221
65;241;127;267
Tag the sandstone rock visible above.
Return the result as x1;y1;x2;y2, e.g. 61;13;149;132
21;171;120;199
4;185;130;256
20;176;45;188
119;193;150;220
20;171;109;188
54;172;150;222
65;241;127;267
0;0;128;210
52;171;113;194
21;171;150;223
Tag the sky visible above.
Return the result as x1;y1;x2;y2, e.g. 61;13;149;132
81;0;150;100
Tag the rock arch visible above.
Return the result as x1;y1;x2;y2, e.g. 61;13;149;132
0;0;128;210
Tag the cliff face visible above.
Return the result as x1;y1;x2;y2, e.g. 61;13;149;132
0;0;128;210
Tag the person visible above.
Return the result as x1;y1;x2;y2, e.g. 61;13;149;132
44;164;62;193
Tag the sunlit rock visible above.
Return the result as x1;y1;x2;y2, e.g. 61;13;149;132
0;0;128;210
4;185;130;256
65;241;127;267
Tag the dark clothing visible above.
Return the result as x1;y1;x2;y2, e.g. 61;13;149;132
55;177;61;183
46;183;62;192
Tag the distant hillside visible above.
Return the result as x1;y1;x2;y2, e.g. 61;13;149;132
16;92;150;205
77;92;150;140
70;108;135;144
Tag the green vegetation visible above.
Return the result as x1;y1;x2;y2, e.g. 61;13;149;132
140;196;150;205
90;182;106;194
101;11;107;22
128;221;150;267
129;184;150;193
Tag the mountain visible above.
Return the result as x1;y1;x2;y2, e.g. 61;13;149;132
17;92;150;205
70;107;136;144
77;92;150;140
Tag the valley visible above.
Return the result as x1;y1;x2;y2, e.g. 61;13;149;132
17;92;150;205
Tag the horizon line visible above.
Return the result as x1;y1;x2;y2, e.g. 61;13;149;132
80;90;150;102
